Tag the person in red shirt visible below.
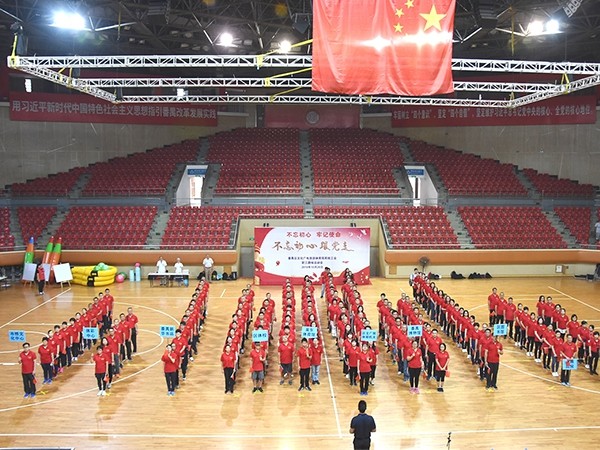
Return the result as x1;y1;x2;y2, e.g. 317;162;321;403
278;334;295;386
101;337;114;388
118;313;133;361
435;342;450;392
126;307;139;354
406;340;424;394
297;338;313;391
310;338;323;385
346;339;359;387
38;337;53;384
425;329;443;380
588;330;599;375
319;267;330;298
368;341;379;386
560;334;578;386
19;342;36;398
162;344;178;396
35;264;45;295
250;341;266;393
106;327;122;377
487;288;500;326
484;335;503;391
357;342;373;396
504;297;517;340
92;345;109;396
221;344;236;394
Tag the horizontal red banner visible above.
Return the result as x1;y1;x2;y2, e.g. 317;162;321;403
264;104;360;129
9;92;218;126
391;95;597;127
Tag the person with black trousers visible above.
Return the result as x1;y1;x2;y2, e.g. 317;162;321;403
406;340;424;394
35;264;45;295
221;344;236;393
350;400;376;450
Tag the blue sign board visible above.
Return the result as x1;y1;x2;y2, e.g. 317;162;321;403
562;358;578;371
83;327;99;340
187;168;207;176
252;330;269;342
407;325;423;338
406;168;425;177
493;323;508;336
301;326;318;340
361;329;378;342
160;325;176;338
8;330;26;342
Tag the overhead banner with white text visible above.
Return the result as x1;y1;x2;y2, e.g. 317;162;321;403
254;227;371;285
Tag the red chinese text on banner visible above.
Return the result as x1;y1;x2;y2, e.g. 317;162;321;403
391;95;597;127
9;92;218;126
312;0;456;96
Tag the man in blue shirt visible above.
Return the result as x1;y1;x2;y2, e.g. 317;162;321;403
349;400;376;450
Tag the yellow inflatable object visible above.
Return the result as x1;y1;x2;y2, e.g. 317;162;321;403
71;265;117;287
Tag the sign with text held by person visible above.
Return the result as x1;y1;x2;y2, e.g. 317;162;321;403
391;95;597;127
252;330;269;343
83;327;99;340
301;326;318;340
9;92;218;126
407;325;423;338
562;358;578;371
361;329;378;342
254;227;371;286
159;325;176;338
493;323;508;336
8;330;26;342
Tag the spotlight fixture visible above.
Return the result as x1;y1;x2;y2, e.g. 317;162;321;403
24;78;32;93
279;40;292;53
218;32;234;47
52;11;87;30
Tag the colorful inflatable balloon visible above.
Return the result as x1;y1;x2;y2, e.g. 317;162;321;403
49;237;62;266
115;274;125;283
24;237;35;263
42;236;54;264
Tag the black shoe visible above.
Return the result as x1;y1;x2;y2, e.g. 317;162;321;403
252;387;257;393
298;386;304;391
315;380;320;385
306;386;312;391
258;387;263;392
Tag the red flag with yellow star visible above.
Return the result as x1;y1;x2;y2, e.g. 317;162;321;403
312;0;456;96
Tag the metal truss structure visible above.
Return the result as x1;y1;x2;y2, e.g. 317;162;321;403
8;54;600;108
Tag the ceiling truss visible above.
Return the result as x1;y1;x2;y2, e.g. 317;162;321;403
8;54;600;108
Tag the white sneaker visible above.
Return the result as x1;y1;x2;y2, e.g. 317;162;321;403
552;372;559;377
535;358;541;363
370;379;375;385
461;348;467;353
100;390;106;396
585;364;590;369
97;390;102;396
345;374;350;379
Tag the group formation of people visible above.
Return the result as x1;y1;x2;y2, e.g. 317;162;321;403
161;280;209;395
219;285;255;393
18;289;140;398
322;271;380;396
485;286;598;386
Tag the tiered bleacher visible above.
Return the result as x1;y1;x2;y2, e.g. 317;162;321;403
523;168;595;197
207;128;302;195
17;207;57;244
82;140;198;196
458;206;567;249
311;129;404;195
405;139;527;196
55;206;157;249
314;206;458;249
0;208;14;251
554;207;593;246
11;167;88;197
161;205;305;249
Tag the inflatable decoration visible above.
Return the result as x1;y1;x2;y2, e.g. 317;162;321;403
42;236;54;264
115;274;125;283
24;237;35;263
71;263;117;287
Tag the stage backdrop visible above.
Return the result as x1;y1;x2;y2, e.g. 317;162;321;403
254;227;370;285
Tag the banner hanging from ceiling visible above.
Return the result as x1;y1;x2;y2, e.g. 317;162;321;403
391;95;597;127
254;226;371;285
264;104;360;128
9;92;218;126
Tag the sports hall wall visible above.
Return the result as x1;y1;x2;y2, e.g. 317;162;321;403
365;115;600;186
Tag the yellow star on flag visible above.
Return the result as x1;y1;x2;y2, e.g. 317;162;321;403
405;0;414;8
420;4;447;31
394;23;404;33
395;8;404;18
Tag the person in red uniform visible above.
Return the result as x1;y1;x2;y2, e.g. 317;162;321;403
487;288;500;326
92;345;109;396
35;264;45;295
435;342;450;392
38;337;53;384
162;344;178;396
126;307;139;354
320;267;331;298
220;344;236;394
250;341;266;393
19;342;36;398
357;342;373;396
588;330;600;375
297;338;313;391
311;338;323;385
101;337;114;388
504;297;517;340
406;339;424;394
484;335;503;391
346;339;359;387
560;334;578;386
278;334;295;386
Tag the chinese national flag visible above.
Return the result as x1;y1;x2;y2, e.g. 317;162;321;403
312;0;456;96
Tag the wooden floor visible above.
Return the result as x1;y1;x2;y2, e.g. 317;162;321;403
1;276;600;449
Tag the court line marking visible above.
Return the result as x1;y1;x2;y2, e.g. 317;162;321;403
315;295;342;438
0;330;164;414
547;286;600;314
0;289;71;330
220;289;226;298
501;362;600;395
467;304;487;312
1;424;600;440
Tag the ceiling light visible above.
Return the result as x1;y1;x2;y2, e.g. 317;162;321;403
24;79;32;93
546;19;560;34
527;21;544;36
52;11;87;30
176;88;187;98
279;40;292;53
219;32;234;46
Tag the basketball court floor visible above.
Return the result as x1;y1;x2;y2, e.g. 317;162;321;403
0;276;599;449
